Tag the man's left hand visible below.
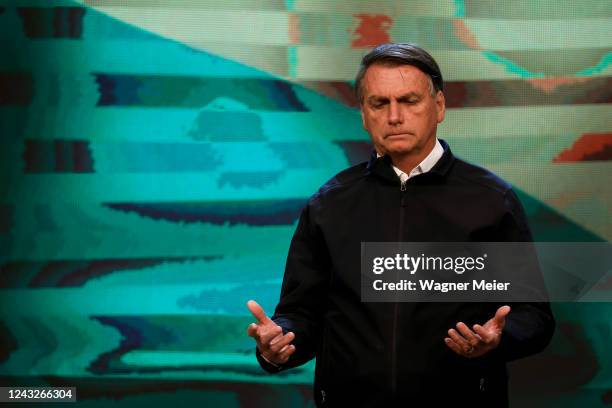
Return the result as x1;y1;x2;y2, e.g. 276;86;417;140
444;305;511;358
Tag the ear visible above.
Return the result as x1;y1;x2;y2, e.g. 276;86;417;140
435;91;446;123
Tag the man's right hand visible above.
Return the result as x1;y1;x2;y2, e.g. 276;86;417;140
246;300;296;366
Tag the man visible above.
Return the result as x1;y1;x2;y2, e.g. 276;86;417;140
246;43;555;407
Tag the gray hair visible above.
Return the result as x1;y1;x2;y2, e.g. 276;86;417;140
355;43;444;104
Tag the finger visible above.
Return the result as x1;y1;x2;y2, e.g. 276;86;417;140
472;324;493;344
247;323;258;338
456;322;481;346
277;344;296;363
247;300;270;324
259;324;283;346
269;332;295;353
494;305;511;327
448;328;471;353
444;337;465;356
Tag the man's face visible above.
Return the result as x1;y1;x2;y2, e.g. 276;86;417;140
360;64;445;157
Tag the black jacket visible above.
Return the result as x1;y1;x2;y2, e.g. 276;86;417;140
256;140;555;407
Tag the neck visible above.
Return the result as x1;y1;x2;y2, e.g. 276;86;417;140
387;137;436;174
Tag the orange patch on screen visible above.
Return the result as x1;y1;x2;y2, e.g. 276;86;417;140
288;12;300;44
452;19;482;50
351;14;392;48
554;133;612;162
527;77;592;93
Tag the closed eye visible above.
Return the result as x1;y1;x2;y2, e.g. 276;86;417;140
369;99;388;109
398;96;420;104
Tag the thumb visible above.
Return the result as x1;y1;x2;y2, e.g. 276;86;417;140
494;305;511;328
247;300;271;324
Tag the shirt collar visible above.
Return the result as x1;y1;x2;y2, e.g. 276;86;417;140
376;138;444;182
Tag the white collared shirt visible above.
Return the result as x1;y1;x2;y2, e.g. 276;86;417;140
377;139;444;185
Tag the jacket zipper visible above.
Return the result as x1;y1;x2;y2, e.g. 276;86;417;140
391;303;399;394
392;179;407;393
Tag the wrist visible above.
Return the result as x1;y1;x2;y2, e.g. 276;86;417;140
261;353;280;367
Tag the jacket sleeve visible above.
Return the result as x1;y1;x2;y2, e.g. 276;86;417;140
255;195;331;373
491;188;556;362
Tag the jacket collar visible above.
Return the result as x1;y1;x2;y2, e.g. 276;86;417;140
366;138;455;184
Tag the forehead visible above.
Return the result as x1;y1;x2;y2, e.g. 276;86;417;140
362;64;430;98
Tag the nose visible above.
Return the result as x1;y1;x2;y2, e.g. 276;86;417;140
387;100;403;125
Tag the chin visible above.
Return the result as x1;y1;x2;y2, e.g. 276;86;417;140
385;142;418;155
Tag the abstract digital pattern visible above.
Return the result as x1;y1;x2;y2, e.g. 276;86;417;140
0;1;611;406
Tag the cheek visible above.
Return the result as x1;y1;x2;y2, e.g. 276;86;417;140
364;115;383;132
412;106;437;125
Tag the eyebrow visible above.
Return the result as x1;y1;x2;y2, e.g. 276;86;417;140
366;92;421;103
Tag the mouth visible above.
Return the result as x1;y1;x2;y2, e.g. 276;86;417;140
385;133;412;139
